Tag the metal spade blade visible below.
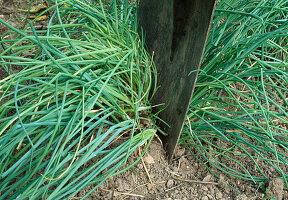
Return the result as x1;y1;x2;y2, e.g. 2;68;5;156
138;0;216;160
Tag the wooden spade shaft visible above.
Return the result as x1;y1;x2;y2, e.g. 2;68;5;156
138;0;216;160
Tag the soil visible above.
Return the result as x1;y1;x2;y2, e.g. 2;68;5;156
81;141;288;200
1;1;288;200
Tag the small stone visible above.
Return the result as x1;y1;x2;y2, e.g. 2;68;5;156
147;183;153;190
116;179;124;191
179;156;188;163
166;179;174;188
201;196;209;200
210;187;215;195
175;147;186;157
143;153;155;164
171;166;178;172
179;156;188;170
207;194;213;199
218;176;230;193
215;192;223;199
202;186;208;191
203;175;212;182
137;163;143;170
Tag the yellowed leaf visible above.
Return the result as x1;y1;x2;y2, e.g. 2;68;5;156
29;15;48;21
29;2;48;14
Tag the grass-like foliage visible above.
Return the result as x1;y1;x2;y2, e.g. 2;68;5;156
0;0;156;199
181;0;288;186
1;0;288;198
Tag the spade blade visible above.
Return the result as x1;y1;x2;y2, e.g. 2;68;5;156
138;0;216;160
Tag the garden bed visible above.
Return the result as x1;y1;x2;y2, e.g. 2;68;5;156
1;0;288;199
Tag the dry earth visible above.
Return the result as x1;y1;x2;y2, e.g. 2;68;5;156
79;140;287;200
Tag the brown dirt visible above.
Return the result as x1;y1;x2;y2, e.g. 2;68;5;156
79;140;287;200
1;1;287;200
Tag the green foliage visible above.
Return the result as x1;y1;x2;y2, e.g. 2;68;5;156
1;0;288;198
181;0;288;187
0;0;156;199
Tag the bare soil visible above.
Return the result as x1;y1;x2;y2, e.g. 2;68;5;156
81;140;288;200
1;1;287;199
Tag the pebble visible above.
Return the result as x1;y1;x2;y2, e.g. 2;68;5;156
147;183;153;190
202;186;208;191
210;187;215;196
143;153;155;164
171;166;178;172
175;147;186;157
137;163;143;170
179;156;188;164
215;192;223;199
201;196;209;200
203;175;212;182
166;179;174;188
